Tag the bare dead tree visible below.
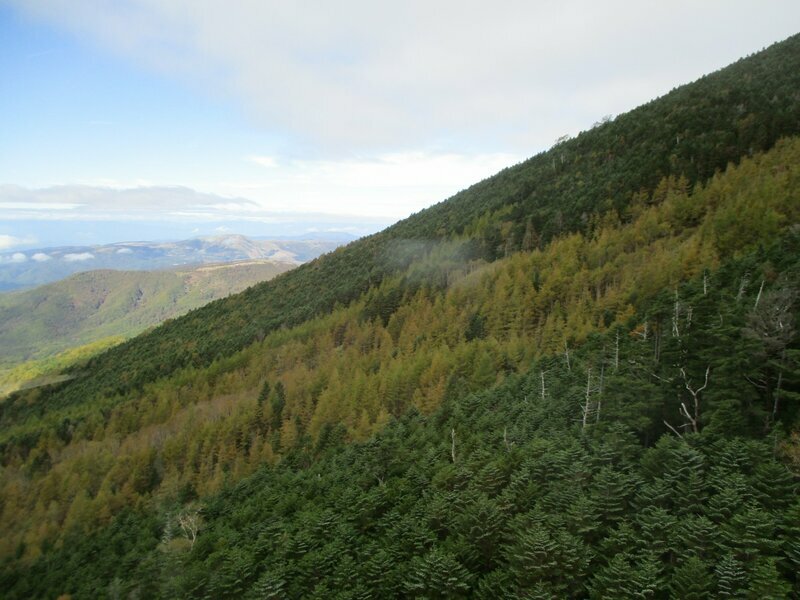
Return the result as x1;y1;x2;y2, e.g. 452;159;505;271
663;419;684;439
672;290;681;338
774;362;784;423
596;364;605;424
582;368;591;429
177;508;201;549
653;322;661;362
451;428;456;463
754;280;765;309
578;363;605;429
564;341;572;372
540;370;547;401
648;370;673;385
679;366;710;434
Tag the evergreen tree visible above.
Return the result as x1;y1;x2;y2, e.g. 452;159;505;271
715;553;747;599
403;549;471;599
589;552;660;599
747;557;791;599
669;555;713;599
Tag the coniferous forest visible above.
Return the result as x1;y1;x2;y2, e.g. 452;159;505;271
1;35;800;599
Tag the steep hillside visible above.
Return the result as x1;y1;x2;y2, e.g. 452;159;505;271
8;34;799;420
0;260;295;394
1;35;799;599
2;136;798;599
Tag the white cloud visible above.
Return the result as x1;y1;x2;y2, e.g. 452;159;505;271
32;252;52;261
0;150;519;223
116;247;133;254
0;202;81;210
10;1;800;152
10;252;27;263
283;152;520;189
0;184;258;221
0;234;36;249
226;151;521;217
5;1;798;236
63;252;95;262
249;156;277;169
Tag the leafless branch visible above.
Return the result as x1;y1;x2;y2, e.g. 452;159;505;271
177;508;201;549
663;420;683;438
679;366;710;434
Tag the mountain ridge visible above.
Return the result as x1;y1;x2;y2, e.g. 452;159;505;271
16;32;799;417
0;260;297;395
0;233;350;291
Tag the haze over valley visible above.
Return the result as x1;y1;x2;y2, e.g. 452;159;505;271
0;233;351;291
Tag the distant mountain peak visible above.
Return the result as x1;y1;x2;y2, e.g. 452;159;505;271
0;234;347;291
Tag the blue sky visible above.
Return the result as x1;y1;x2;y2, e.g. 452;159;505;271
0;6;288;197
1;1;799;249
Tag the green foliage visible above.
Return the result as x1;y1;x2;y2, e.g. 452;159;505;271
6;33;799;427
0;261;293;393
404;549;471;598
2;35;800;599
4;262;798;596
670;555;713;599
0;335;123;397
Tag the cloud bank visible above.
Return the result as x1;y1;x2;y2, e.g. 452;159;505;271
63;252;95;262
0;184;261;221
0;148;518;223
13;1;800;153
0;234;37;250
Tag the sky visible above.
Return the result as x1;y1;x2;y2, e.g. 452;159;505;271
1;1;799;249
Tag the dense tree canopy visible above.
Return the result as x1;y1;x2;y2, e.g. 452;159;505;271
1;33;800;599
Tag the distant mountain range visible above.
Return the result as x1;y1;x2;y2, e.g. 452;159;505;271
0;233;352;291
0;259;297;394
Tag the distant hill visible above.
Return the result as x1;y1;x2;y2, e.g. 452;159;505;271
0;233;350;291
0;260;295;393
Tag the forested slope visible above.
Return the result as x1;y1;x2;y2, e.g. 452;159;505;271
0;261;295;396
2;34;798;421
1;35;800;599
0;260;295;367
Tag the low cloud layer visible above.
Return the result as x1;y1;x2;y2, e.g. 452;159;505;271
0;184;258;219
0;234;36;250
13;1;799;153
0;184;274;223
62;252;95;262
0;149;518;223
5;1;797;250
230;151;521;217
